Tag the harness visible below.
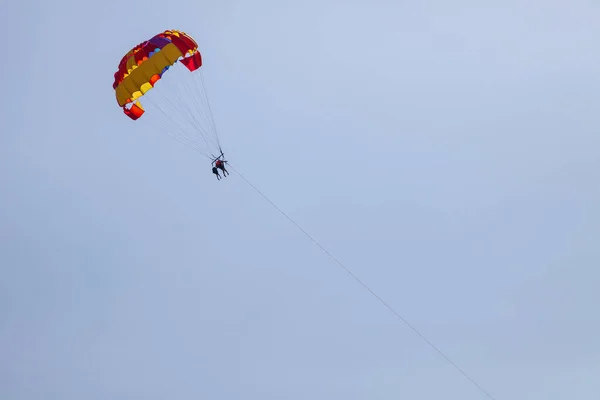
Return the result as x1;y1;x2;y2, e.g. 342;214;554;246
211;151;225;165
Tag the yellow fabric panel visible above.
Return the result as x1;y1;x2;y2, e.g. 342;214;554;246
129;64;152;89
131;90;143;102
155;43;183;66
115;43;183;106
140;82;153;95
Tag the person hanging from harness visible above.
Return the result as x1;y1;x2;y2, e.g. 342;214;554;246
215;159;229;177
213;152;229;177
211;152;229;179
212;166;221;180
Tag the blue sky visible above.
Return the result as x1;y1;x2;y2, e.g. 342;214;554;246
2;1;599;399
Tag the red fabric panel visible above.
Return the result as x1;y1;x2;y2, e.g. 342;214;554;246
178;32;198;49
179;51;202;71
168;34;193;56
123;103;144;120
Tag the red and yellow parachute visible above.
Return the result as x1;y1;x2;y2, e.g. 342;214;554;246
113;29;222;159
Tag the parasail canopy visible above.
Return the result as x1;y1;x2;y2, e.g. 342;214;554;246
113;29;223;160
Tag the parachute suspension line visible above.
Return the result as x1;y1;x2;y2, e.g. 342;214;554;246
226;164;499;400
199;71;219;145
159;130;210;158
176;82;212;143
196;70;222;152
189;76;220;150
151;65;223;157
152;84;208;148
167;70;219;150
158;78;220;158
142;94;212;159
146;87;197;144
185;70;219;153
169;89;213;152
142;94;196;147
133;67;223;160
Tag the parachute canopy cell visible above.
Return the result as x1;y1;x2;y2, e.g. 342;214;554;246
113;29;203;120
